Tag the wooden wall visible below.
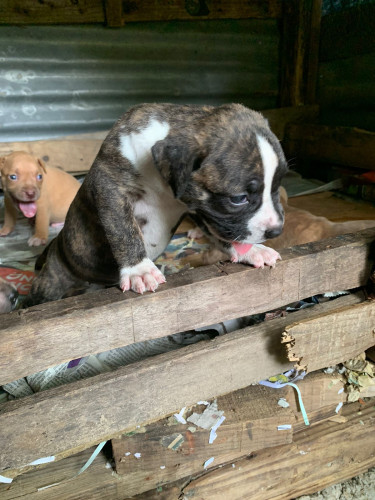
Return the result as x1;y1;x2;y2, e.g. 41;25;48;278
318;2;375;131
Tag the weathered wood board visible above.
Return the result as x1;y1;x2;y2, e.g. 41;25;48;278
285;123;375;170
112;385;294;497
180;400;375;500
2;401;373;499
110;372;346;497
0;0;282;25
1;229;374;386
283;300;375;372
0;293;365;473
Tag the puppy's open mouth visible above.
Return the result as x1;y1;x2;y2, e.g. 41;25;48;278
13;198;38;218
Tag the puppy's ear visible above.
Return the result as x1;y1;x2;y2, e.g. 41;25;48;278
152;135;203;198
37;158;47;174
0;157;5;174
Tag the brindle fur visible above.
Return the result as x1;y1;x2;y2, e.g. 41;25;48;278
25;103;287;306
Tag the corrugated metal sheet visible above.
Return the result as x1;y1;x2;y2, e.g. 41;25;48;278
0;20;279;142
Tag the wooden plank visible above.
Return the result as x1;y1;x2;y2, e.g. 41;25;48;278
181;401;375;500
0;294;365;472
285;123;375;170
111;372;345;496
0;0;105;25
0;0;282;25
279;0;322;106
104;0;123;27
120;0;282;22
282;300;375;372
1;230;374;385
2;400;373;499
112;385;294;496
0;139;102;174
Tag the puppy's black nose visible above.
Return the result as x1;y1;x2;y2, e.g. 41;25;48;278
264;226;283;239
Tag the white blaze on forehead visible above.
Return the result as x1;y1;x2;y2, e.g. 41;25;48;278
120;119;170;169
256;134;278;203
245;135;281;242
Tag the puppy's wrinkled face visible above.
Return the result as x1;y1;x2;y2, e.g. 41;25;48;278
185;129;288;245
0;151;46;218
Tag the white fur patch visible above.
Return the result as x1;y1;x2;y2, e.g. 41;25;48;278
120;119;170;170
246;135;281;243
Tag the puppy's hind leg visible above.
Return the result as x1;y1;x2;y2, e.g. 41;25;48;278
23;242;85;307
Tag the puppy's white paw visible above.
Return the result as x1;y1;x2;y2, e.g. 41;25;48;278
28;235;47;246
187;226;205;240
120;258;166;294
231;243;281;269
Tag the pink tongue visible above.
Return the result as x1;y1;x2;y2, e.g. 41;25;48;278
232;242;253;255
19;202;37;218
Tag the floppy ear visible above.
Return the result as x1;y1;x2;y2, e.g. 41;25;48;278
37;158;47;174
151;135;203;198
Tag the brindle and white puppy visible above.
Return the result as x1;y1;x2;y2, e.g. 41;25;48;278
26;103;288;305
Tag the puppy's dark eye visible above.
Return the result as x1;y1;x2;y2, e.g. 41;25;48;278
229;194;248;206
9;174;17;181
37;174;43;181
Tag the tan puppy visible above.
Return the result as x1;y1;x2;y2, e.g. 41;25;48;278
0;151;80;246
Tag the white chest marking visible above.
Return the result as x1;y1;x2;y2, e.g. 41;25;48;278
119;119;186;259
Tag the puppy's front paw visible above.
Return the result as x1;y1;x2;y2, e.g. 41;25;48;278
120;258;166;294
231;243;281;268
28;235;47;246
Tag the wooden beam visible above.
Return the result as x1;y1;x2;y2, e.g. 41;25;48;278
2;401;373;499
1;230;374;386
181;401;375;499
0;0;105;25
285;123;375;170
0;293;364;472
0;139;102;175
111;372;345;496
112;385;294;496
279;0;322;106
282;300;375;372
104;0;123;27
0;0;282;25
120;0;282;22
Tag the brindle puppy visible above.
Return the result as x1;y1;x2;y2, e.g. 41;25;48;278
25;103;288;306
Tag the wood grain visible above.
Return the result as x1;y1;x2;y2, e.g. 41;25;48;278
181;401;375;500
0;294;364;472
1;230;374;385
282;300;375;372
0;0;282;25
279;0;322;106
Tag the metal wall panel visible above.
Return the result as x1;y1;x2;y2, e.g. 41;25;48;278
0;20;279;141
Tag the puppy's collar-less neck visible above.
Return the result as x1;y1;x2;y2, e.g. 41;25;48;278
232;242;253;255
